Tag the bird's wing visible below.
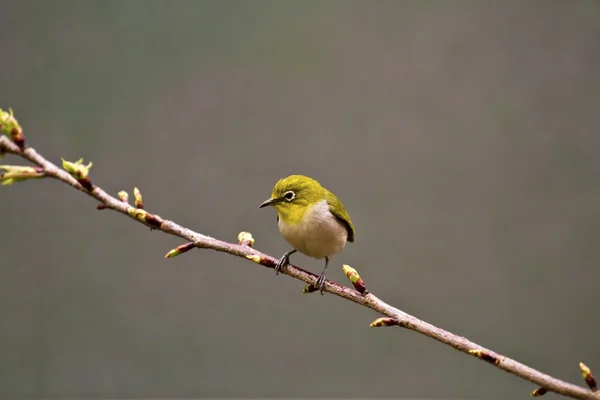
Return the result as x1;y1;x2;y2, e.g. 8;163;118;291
325;190;355;243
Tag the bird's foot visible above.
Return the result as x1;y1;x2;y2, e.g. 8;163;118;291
275;254;290;275
315;271;327;295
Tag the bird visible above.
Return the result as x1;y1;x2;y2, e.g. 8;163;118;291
259;175;355;294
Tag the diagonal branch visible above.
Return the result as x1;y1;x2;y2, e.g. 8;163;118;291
1;133;598;400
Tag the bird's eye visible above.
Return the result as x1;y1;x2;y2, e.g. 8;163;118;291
284;191;295;201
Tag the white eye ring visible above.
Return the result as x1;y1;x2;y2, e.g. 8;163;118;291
283;191;295;201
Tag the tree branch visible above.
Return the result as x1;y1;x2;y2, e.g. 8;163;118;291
1;129;598;400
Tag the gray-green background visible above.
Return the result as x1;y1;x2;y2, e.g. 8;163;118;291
1;1;600;399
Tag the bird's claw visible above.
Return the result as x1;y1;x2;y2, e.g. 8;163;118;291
274;255;289;275
315;272;327;295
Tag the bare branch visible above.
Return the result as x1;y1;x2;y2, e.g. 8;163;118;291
1;132;598;400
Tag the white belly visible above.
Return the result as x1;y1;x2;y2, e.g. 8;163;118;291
278;200;348;259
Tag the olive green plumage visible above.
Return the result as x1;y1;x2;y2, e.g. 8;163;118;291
259;174;355;294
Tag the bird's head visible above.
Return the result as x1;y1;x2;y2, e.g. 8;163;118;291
259;175;324;222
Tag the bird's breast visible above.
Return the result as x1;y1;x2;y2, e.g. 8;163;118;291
277;200;348;259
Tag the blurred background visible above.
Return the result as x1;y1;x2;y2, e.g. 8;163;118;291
1;0;600;399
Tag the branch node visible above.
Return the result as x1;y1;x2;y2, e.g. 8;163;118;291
469;349;500;365
237;231;255;247
96;204;107;210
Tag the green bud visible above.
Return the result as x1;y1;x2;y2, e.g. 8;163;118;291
369;317;400;327
579;362;598;392
302;283;318;294
164;242;195;258
61;158;93;179
342;264;368;295
0;165;44;185
61;158;93;190
237;231;255;247
118;190;129;203
0;108;25;148
165;248;182;258
133;187;143;209
127;207;161;228
469;349;500;365
531;388;548;397
245;254;262;264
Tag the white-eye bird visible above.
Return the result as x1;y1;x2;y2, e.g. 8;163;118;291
259;175;355;294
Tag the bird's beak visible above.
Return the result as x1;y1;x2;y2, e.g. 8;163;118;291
259;198;278;208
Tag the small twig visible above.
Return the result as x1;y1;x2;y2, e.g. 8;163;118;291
1;131;598;400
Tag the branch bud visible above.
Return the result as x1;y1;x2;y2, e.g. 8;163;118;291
469;349;500;365
530;388;548;397
133;187;143;209
0;165;44;185
579;362;598;392
164;242;195;258
303;283;318;293
127;207;161;228
61;158;93;190
342;264;368;295
237;231;255;247
245;254;262;264
0;108;25;149
118;190;129;203
369;317;400;327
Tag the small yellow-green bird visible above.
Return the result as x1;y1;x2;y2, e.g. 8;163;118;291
259;175;355;294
